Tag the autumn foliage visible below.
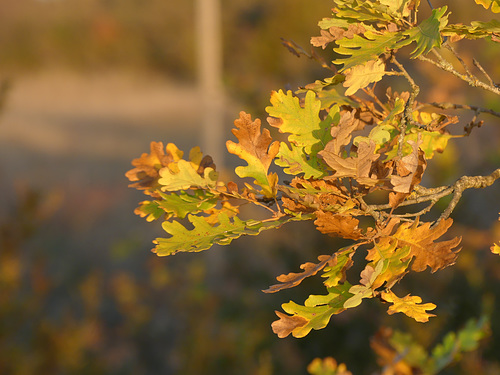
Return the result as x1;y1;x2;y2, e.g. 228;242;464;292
127;1;500;373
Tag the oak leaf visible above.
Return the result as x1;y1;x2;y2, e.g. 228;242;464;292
272;283;354;338
390;138;427;196
307;357;352;375
266;90;332;155
381;290;436;322
154;213;305;256
320;140;381;184
314;211;363;240
126;142;183;195
343;59;386;96
263;255;334;293
321;245;357;288
226;112;280;198
272;311;308;339
311;29;335;49
158;159;218;191
391;218;461;272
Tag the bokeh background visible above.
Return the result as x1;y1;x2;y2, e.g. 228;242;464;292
0;1;499;374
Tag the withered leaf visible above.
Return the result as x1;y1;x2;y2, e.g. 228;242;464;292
263;255;334;293
321;140;381;183
323;110;360;156
392;218;462;273
390;139;427;194
311;29;335;49
314;211;363;240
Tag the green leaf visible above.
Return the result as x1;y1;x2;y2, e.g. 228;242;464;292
275;283;354;338
429;316;490;372
334;30;410;71
134;200;167;222
156;190;219;219
154;213;309;256
275;142;326;179
403;7;449;58
266;90;331;155
343;58;386;95
321;245;356;287
443;19;500;40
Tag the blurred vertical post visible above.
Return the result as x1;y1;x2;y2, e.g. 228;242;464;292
196;0;224;167
196;0;225;281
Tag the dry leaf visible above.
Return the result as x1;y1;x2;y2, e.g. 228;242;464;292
314;211;364;240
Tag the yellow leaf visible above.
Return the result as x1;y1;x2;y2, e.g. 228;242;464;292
491;243;500;255
343;59;386;96
381;290;436;322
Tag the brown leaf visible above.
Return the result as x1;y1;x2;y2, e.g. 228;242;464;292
392;218;462;272
314;211;363;240
271;311;308;338
390;139;427;194
320;140;381;183
324;110;360;155
311;29;335;49
263;255;334;293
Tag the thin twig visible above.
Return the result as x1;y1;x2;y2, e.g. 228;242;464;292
473;58;496;87
427;102;500;118
418;54;500;96
364;169;500;224
445;44;474;79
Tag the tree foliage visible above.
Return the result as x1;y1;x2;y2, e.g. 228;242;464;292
127;0;500;372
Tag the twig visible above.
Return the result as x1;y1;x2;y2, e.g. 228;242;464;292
427;102;500;119
473;58;496;87
434;168;500;225
418;53;500;96
364;169;500;224
445;44;474;79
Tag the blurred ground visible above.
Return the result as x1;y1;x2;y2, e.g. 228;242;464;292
0;1;499;374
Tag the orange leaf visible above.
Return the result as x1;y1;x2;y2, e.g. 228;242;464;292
392;219;461;272
263;255;333;293
226;112;280;197
381;290;436;322
314;211;363;240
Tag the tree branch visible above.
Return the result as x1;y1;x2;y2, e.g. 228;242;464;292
435;168;500;225
427;102;500;119
418;53;500;96
363;169;500;224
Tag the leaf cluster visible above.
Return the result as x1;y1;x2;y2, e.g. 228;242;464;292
126;0;500;358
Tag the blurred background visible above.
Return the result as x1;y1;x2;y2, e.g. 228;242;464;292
0;0;499;374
